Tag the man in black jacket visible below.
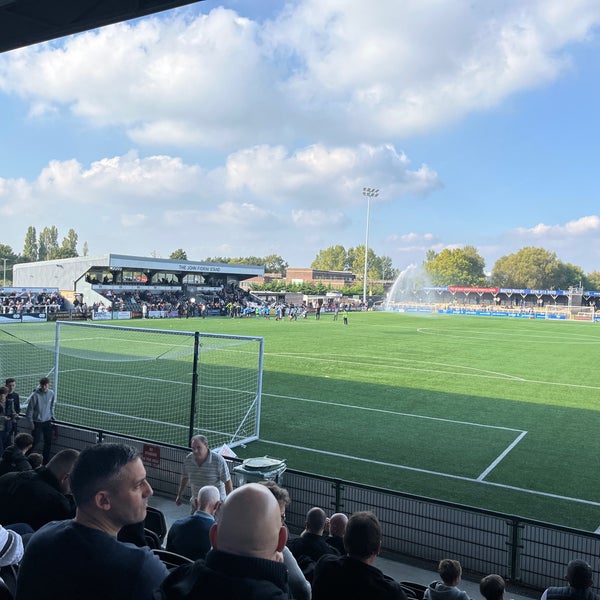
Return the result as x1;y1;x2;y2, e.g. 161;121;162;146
156;483;289;599
0;433;33;476
312;511;408;600
0;448;78;530
287;506;339;582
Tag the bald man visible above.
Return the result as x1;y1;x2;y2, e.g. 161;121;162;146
326;512;348;554
156;483;290;599
166;485;221;560
288;506;340;566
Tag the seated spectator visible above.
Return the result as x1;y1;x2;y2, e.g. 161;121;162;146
27;453;43;469
480;574;505;600
117;520;148;548
0;448;78;530
541;560;600;600
0;433;33;476
312;511;408;600
0;525;23;567
166;485;221;560
424;559;470;600
287;506;339;581
260;480;312;600
325;512;348;555
15;443;169;599
156;482;289;599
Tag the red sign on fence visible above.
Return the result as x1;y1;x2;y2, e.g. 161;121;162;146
142;444;161;468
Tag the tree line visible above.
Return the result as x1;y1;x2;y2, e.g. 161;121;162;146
424;246;600;291
2;229;599;292
0;226;88;283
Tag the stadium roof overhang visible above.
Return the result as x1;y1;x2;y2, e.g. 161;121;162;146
0;0;204;54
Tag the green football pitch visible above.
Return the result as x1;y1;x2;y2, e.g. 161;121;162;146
5;312;600;531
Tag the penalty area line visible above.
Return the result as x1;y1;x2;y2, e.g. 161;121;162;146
477;430;528;481
261;439;600;509
263;392;525;432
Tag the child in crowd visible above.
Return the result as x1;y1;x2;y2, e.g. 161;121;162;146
424;559;470;600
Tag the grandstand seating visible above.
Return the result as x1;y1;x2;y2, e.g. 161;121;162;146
151;549;193;569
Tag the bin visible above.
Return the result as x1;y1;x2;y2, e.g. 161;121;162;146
233;456;286;485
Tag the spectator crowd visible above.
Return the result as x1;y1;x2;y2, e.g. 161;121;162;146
0;432;593;600
0;291;64;315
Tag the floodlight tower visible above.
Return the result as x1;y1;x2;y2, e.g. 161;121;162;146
362;187;379;306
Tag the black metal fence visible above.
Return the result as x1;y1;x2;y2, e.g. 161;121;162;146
51;423;600;594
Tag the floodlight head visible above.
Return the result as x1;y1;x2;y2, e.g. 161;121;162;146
362;187;380;198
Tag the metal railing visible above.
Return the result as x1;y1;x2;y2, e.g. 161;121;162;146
50;423;600;594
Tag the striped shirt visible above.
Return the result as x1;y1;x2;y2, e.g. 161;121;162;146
182;451;230;501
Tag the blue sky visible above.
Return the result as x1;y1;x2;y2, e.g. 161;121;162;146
1;0;600;274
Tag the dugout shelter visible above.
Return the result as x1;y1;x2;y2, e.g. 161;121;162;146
13;253;264;313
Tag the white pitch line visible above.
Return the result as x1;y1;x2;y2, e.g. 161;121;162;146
262;392;525;432
477;430;528;481
262;439;600;508
266;352;526;382
265;354;600;392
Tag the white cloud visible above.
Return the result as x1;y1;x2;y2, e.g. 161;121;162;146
0;141;437;261
291;209;348;228
514;215;600;238
224;143;441;206
0;1;598;149
121;214;148;227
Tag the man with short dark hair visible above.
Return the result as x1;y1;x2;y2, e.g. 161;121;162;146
541;560;600;600
480;574;505;600
25;377;55;464
0;432;34;475
0;448;77;530
166;485;221;560
156;483;289;599
312;511;408;600
15;443;169;600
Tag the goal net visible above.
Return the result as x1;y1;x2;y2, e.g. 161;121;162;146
47;322;262;449
0;325;56;397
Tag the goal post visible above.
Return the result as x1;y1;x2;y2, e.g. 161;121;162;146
53;321;263;449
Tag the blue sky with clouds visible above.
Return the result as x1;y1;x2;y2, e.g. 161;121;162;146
1;0;600;274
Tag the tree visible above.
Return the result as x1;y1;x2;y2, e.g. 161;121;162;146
491;247;562;289
263;254;288;275
82;241;89;256
170;249;188;260
553;262;586;290
380;256;399;281
424;246;486;286
62;229;78;253
53;229;79;259
204;256;231;263
586;271;600;291
311;245;347;271
22;226;38;261
347;245;380;280
0;244;17;285
38;226;59;261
